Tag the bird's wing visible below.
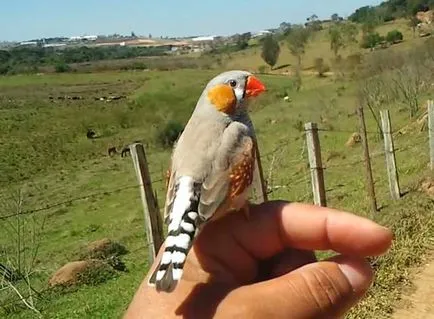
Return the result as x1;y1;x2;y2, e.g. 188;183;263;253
198;123;255;221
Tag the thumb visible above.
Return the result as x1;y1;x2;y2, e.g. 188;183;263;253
243;256;373;319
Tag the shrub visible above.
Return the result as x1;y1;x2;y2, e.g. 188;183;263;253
0;64;10;75
314;57;330;77
361;32;384;49
386;29;403;44
258;65;268;74
55;62;71;73
77;260;117;286
156;120;184;148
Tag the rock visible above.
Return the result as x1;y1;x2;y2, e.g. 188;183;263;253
416;10;434;24
48;259;116;287
48;260;91;287
87;238;111;253
83;238;127;259
345;133;362;147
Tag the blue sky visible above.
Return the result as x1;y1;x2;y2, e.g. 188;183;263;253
1;0;382;41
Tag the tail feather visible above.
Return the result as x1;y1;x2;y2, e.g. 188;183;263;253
148;176;200;292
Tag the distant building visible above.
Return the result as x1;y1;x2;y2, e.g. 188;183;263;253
252;30;273;38
82;35;98;41
191;35;217;42
68;35;98;42
190;35;221;51
19;41;38;46
43;43;67;48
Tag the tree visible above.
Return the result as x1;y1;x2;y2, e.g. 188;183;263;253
261;35;280;69
306;14;322;31
314;57;330;77
329;26;344;58
279;22;292;35
235;32;251;50
329;23;358;58
349;6;377;23
131;31;137;38
361;13;381;35
287;25;312;90
148;33;153;39
408;16;420;37
386;29;404;43
331;13;340;21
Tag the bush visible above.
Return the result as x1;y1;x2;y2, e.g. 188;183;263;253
0;64;10;75
314;57;330;77
77;260;117;286
55;62;71;73
156;120;184;148
361;32;384;49
258;65;268;74
386;29;403;44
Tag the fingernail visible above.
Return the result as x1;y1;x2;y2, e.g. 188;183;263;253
338;259;373;293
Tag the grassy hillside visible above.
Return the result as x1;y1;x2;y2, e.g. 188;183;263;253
1;18;434;319
225;18;420;73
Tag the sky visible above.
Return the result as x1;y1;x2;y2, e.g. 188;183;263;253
1;0;383;41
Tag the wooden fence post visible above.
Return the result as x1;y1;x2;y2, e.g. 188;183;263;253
428;100;434;170
358;105;378;212
304;122;327;207
130;143;164;264
251;140;268;203
380;110;401;200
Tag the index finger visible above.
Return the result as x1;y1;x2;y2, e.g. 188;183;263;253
228;201;393;260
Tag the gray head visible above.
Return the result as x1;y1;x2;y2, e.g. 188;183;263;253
194;70;266;119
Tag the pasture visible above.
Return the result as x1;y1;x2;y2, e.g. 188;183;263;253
1;28;434;318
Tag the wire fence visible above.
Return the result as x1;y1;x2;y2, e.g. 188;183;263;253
0;111;432;312
0;121;430;223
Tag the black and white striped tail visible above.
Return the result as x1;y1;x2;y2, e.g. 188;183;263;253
148;176;200;292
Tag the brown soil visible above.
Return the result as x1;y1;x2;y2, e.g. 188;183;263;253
392;254;434;319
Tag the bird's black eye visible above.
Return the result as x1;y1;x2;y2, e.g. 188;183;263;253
229;80;237;87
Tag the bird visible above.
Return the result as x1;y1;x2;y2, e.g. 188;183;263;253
147;70;266;292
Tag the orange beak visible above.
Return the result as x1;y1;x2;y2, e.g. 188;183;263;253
245;75;266;98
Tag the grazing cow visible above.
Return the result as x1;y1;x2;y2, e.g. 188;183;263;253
86;129;96;139
108;146;117;156
121;146;131;158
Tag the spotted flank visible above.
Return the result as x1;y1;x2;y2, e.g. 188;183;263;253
148;176;200;292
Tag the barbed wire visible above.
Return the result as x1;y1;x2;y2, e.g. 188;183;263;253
324;150;386;169
0;184;144;221
317;128;380;135
0;129;429;222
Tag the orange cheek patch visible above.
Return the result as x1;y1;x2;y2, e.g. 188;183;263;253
207;84;236;114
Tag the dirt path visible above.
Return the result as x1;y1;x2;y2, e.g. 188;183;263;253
393;255;434;319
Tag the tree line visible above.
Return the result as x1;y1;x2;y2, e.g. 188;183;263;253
0;45;167;75
349;0;434;24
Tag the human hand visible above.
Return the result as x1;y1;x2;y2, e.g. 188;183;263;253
124;201;393;319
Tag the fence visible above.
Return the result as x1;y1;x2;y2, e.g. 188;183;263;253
1;102;433;266
123;101;434;262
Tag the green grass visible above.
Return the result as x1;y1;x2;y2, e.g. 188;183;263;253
1;19;434;318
